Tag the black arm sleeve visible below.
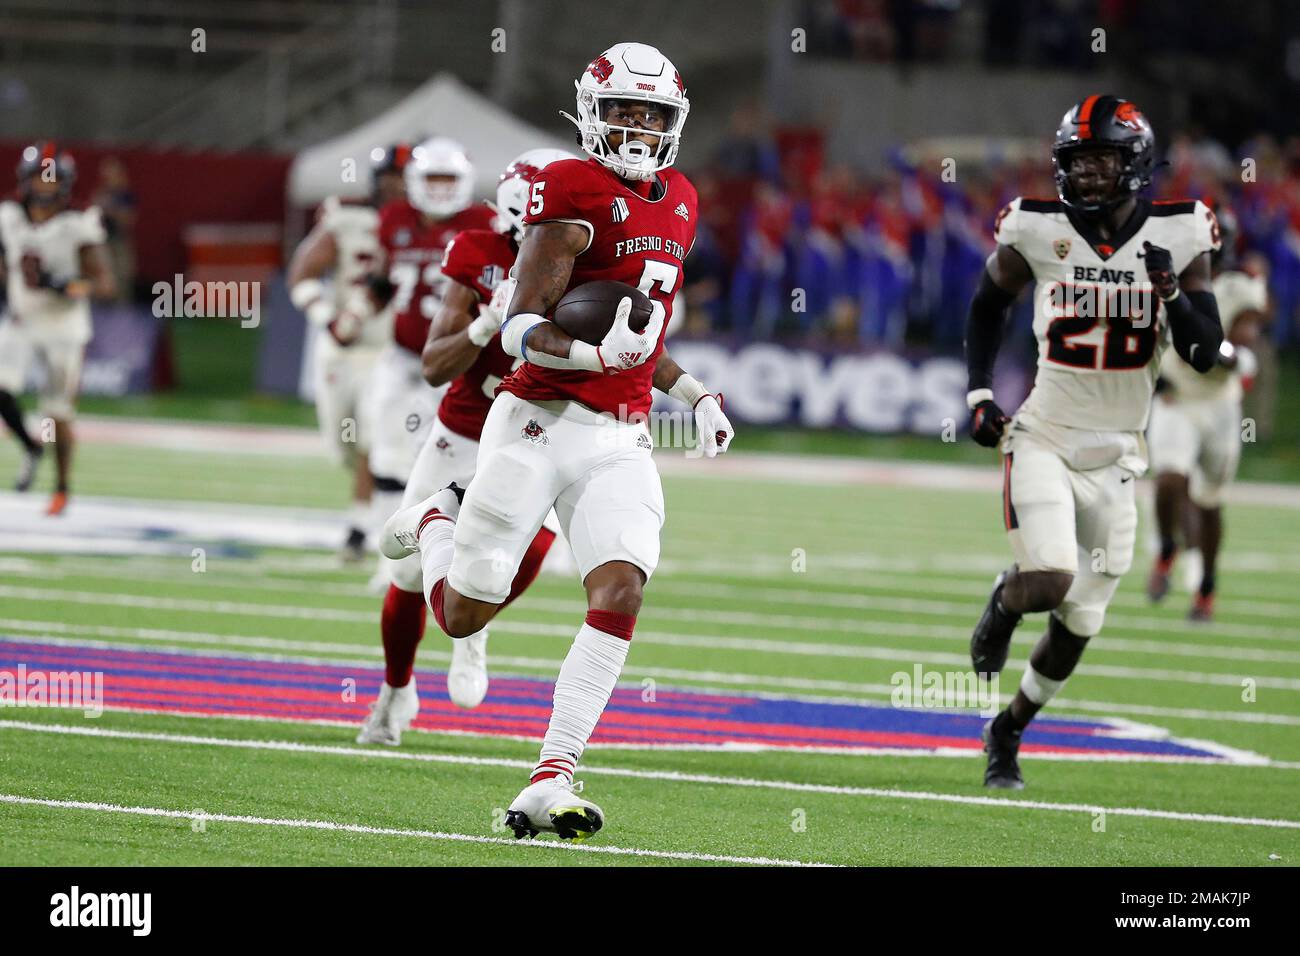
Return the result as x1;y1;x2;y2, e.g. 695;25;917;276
1165;289;1223;373
964;270;1018;391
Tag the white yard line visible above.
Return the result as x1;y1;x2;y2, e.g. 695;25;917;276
7;625;1299;730
63;415;1300;509
1;721;1297;829
0;792;827;867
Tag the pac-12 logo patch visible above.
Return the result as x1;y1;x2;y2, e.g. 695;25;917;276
1053;238;1072;260
522;419;549;445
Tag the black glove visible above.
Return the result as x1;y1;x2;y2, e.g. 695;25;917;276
969;399;1010;448
1140;241;1178;301
366;273;397;310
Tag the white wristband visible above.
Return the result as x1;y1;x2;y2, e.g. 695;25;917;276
966;388;994;410
291;279;336;327
466;311;498;347
500;313;546;360
668;373;709;407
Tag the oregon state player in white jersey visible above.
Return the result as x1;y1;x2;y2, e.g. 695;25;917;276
963;95;1223;789
1146;213;1265;621
0;142;115;516
379;43;733;840
288;143;409;561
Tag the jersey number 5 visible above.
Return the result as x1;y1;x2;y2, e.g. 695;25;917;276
636;260;678;333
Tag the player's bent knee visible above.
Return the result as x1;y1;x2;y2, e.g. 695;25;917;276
442;589;497;638
1057;604;1105;638
585;562;645;617
1017;569;1074;612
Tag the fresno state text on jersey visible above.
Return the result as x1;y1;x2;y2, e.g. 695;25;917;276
436;228;518;440
378;200;496;355
499;157;697;419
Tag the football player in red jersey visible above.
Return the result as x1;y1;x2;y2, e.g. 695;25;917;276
367;137;496;588
380;43;733;840
357;148;575;745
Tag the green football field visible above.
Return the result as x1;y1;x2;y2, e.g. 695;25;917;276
0;424;1297;867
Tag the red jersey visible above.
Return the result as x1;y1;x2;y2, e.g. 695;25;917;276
499;158;698;419
436;228;519;440
377;200;497;355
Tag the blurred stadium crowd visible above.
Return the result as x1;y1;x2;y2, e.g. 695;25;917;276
677;108;1300;362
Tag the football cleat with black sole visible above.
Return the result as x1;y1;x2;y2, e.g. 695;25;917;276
982;717;1025;790
504;810;539;840
970;570;1022;677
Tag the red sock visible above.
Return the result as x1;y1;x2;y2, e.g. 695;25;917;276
429;577;450;636
585;608;636;641
500;527;557;610
382;585;428;687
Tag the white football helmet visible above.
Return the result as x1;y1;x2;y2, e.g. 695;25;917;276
561;42;690;182
493;148;577;241
405;136;474;218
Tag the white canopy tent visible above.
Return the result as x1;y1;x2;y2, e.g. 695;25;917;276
288;73;573;205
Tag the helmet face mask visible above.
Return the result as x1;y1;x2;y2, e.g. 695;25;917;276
562;43;689;182
1052;95;1155;218
404;137;474;219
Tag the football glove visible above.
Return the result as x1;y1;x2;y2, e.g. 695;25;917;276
693;393;733;458
1140;241;1178;301
969;397;1010;448
595;296;656;374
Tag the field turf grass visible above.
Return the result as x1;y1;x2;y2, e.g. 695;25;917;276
0;425;1298;867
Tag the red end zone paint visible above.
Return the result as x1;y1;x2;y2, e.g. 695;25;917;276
0;638;1239;761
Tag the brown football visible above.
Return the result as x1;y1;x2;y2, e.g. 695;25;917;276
552;281;653;346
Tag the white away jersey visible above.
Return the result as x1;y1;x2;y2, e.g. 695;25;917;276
318;196;391;351
0;200;106;341
1160;269;1265;404
995;196;1220;432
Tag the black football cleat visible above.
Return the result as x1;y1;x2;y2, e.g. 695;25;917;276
14;444;42;493
971;570;1022;678
982;716;1025;790
503;809;539;840
339;526;367;564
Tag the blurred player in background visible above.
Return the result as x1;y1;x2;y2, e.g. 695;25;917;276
0;141;116;515
1146;211;1266;621
964;96;1222;789
366;137;496;587
288;143;409;562
380;43;733;840
357;148;574;745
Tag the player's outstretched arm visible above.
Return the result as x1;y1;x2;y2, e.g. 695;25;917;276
965;244;1031;447
75;243;116;300
287;223;339;328
421;279;486;387
1143;244;1222;373
653;350;733;457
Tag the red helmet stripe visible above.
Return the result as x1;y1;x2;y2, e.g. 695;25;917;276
1076;94;1101;140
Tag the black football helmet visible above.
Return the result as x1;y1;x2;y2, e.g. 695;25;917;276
16;141;77;207
1052;95;1155;216
369;142;412;205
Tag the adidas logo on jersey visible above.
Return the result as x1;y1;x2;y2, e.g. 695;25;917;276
674;202;690;221
611;197;629;223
